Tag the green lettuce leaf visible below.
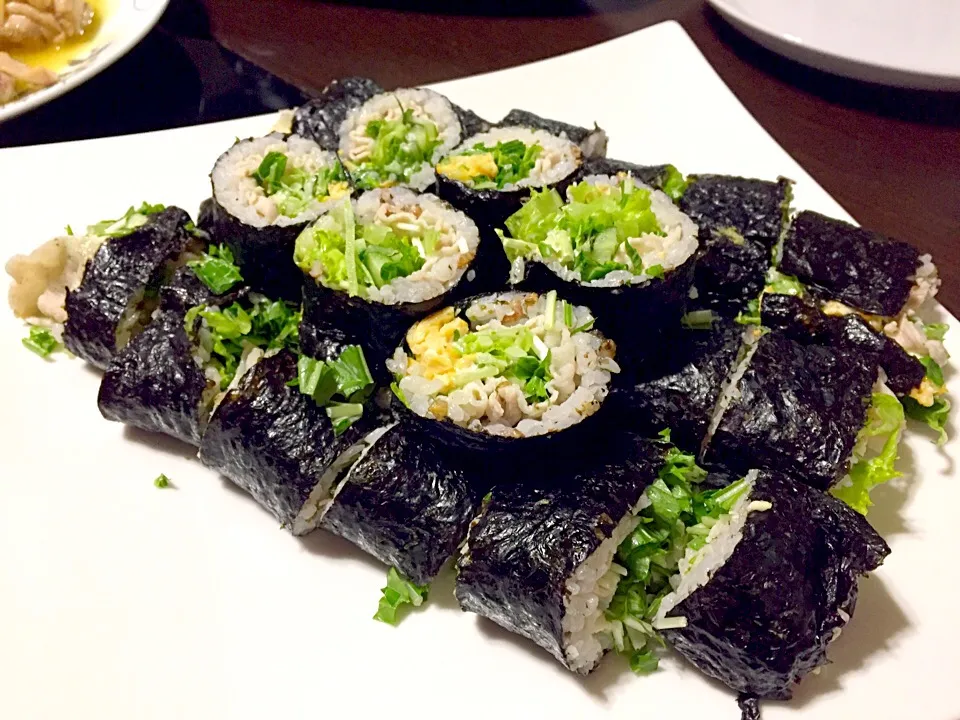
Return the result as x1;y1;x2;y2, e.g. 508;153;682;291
187;244;244;294
87;202;165;238
924;323;949;341
374;567;428;625
830;392;905;514
903;396;950;446
153;474;171;489
919;356;945;388
659;165;688;201
296;345;375;435
448;139;543;189
22;326;62;358
350;106;441;189
503;188;564;251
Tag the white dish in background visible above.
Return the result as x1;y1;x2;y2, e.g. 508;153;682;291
1;20;958;720
0;0;170;123
709;0;960;90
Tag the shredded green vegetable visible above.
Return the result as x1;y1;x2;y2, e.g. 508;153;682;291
659;165;688;201
87;202;165;238
437;139;542;189
374;567;428;625
22;326;62;358
154;474;171;489
903;396;950;446
295;345;375;435
251;152;349;218
187;244;244;294
453;325;552;403
348;105;442;189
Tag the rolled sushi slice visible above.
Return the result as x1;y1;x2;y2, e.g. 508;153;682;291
6;204;201;369
580;157;689;201
680;175;793;316
318;422;481;587
704;332;906;513
657;470;890;704
498;173;699;361
199;345;384;535
296;187;481;366
203;133;351;300
609;321;746;453
338;87;462;191
497;108;608;159
455;436;664;674
388;291;619;464
98;287;299;446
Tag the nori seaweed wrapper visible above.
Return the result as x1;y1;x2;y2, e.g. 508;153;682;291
292;77;383;149
578;157;681;191
455;436;664;672
199;186;305;304
681;175;792;315
199;348;379;532
705;332;876;490
498;108;607;159
520;251;697;367
63;206;198;370
320;423;481;586
609;322;745;452
761;293;925;396
663;471;890;700
97;273;245;446
779;210;922;317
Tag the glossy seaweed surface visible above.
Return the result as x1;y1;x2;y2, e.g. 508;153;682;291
292;76;383;150
455;436;663;673
498;108;607;158
664;472;890;700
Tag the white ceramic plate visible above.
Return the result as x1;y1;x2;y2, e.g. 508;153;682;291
709;0;960;90
1;20;958;720
0;0;169;123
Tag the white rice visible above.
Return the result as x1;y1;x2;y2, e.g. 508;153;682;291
530;175;698;287
701;327;762;454
292;424;394;536
438;126;580;190
655;470;765;622
561;495;650;673
390;291;618;438
906;254;940;314
304;188;479;305
212;133;344;228
339;88;461;191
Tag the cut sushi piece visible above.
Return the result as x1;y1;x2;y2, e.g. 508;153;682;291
7;204;201;369
296;187;482;367
704;332;905;513
497;108;608;159
319;422;482;586
292;77;385;150
98;285;299;446
455;436;664;674
388;291;619;469
498;173;698;361
659;470;890;703
609;321;746;453
680;175;793;316
579;157;689;201
203;133;350;300
198;347;384;535
338;87;462;191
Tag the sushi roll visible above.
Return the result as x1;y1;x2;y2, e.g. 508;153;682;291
97;286;299;447
6;204;200;369
296;187;482;367
657;470;890;705
497;172;699;362
497;108;608;160
580;157;689;200
388;291;619;465
319;422;481;586
610;321;747;453
455;436;664;674
704;332;906;513
203;133;351;300
199;342;385;535
680;175;793;316
761;292;927;397
337;87;463;191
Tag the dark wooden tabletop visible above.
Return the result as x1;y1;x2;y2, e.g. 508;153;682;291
203;0;960;313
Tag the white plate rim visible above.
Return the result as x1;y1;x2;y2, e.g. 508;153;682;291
0;0;171;123
707;0;960;90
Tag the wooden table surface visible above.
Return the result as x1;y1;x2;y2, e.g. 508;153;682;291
204;0;960;312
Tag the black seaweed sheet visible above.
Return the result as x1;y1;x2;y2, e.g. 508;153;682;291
455;436;663;673
64;207;197;369
578;157;679;190
780;210;922;317
705;332;876;490
498;108;607;158
97;272;243;446
663;471;890;701
198;348;379;532
609;322;744;453
320;423;481;586
680;175;792;316
761;293;925;396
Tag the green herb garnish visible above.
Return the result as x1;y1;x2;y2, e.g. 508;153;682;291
154;474;171;489
187;244;244;294
22;326;62;358
374;567;429;625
